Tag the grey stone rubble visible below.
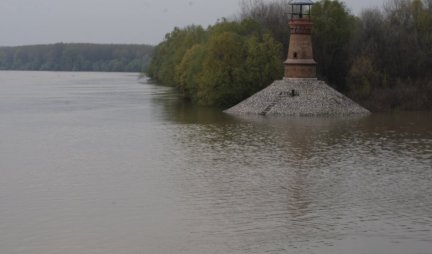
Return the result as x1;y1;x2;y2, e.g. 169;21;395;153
225;78;370;116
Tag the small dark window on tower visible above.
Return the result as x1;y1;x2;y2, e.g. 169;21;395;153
293;52;298;59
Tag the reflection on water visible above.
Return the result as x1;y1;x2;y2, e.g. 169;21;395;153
0;71;431;254
165;111;432;254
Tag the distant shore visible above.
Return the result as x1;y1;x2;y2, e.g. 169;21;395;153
0;43;153;73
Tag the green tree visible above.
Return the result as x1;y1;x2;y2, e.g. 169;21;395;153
311;0;357;90
147;19;283;108
175;44;207;99
197;32;247;106
147;25;206;85
244;34;283;95
239;0;292;56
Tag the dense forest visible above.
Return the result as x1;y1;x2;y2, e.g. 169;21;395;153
147;0;432;111
147;20;282;107
0;43;153;72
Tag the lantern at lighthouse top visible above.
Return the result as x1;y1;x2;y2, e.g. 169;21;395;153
284;0;317;79
289;0;314;20
288;0;314;34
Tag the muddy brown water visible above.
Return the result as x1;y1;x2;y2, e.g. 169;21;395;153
1;71;431;254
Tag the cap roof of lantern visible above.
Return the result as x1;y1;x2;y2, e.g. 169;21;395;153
289;0;314;5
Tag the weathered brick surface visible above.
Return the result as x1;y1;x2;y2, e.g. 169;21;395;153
284;21;317;79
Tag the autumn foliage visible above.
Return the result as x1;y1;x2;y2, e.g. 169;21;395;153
146;19;283;108
148;0;432;111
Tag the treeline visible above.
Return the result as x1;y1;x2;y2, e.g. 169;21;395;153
239;0;432;111
147;20;282;107
147;0;432;111
347;0;432;111
0;43;153;72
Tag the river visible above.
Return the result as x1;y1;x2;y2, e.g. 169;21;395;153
0;71;431;254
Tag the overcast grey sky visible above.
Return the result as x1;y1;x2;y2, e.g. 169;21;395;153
0;0;385;46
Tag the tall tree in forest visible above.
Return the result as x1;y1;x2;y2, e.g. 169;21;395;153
311;0;357;90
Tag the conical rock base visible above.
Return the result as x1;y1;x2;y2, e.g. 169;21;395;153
225;79;369;116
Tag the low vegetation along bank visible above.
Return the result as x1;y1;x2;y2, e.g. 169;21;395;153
0;43;153;72
147;20;283;108
147;0;432;111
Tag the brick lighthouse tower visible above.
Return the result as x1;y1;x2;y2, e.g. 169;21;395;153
284;0;317;78
225;0;370;116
